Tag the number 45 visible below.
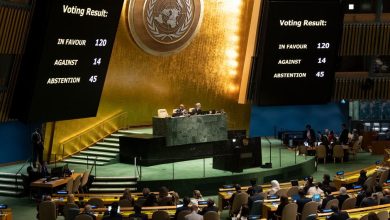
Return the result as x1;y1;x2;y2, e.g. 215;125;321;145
89;75;98;83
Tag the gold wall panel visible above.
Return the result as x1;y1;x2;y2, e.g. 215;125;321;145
47;0;254;156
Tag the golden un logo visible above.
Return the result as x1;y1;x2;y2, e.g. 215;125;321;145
128;0;204;55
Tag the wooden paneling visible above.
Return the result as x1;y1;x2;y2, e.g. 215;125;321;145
0;4;32;122
333;73;390;100
340;23;390;56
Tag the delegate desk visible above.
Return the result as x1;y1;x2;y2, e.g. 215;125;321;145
152;114;227;146
332;165;382;189
218;180;305;211
80;206;177;220
0;208;12;220
30;173;82;193
317;203;390;220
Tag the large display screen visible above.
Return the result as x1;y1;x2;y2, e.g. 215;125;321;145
250;0;343;105
12;0;124;122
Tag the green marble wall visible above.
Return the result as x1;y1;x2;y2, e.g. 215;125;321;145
153;114;228;146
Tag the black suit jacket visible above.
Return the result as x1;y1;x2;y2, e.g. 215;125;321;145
191;108;203;115
380;196;390;204
336;194;349;209
339;129;349;144
328;211;350;220
297;197;312;213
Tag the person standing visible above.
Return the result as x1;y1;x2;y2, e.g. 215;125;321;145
31;128;44;168
339;123;349;145
304;125;316;147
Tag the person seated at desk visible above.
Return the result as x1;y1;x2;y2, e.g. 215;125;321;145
307;182;324;196
248;186;264;211
173;104;188;117
268;180;280;195
356;170;368;186
77;204;96;220
63;194;79;220
120;188;134;207
103;202;122;220
274;196;289;220
191;103;203;115
296;189;311;214
321;190;336;210
327;205;350;220
174;197;191;220
336;187;349;209
157;186;174;206
360;191;378;207
303;176;315;194
185;204;203;220
380;189;390;204
191;190;204;205
321;174;336;192
199;199;218;215
129;204;148;220
367;212;380;220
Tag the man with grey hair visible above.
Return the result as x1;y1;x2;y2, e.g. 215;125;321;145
336;187;349;209
77;204;96;220
184;204;203;220
191;103;203;115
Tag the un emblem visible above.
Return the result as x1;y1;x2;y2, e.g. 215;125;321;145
128;0;204;55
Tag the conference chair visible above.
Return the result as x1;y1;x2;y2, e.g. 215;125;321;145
276;203;297;220
376;210;389;220
287;186;300;197
157;109;169;118
359;214;368;220
316;145;327;164
298;145;308;157
65;178;73;194
276;189;288;197
74;214;94;220
349;138;362;160
333;145;344;163
119;199;133;207
80;170;89;193
324;199;339;209
299;201;318;220
230;192;249;216
72;175;81;194
364;176;376;192
87;198;104;208
177;210;191;220
341;197;356;210
203;211;219;220
152;210;170;220
39;201;56;220
63;203;79;220
378;170;389;187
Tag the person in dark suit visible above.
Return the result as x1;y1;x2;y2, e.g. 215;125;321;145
31;128;44;168
321;190;336;210
191;103;203;115
336;187;349;209
174;197;191;220
357;170;368;186
248;185;264;211
356;184;369;207
328;205;350;220
199;199;218;215
360;191;378;207
77;204;97;220
173;104;188;117
129;204;148;220
296;189;311;213
339;123;349;145
275;196;289;219
103;202;122;220
304;125;316;147
380;189;390;204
